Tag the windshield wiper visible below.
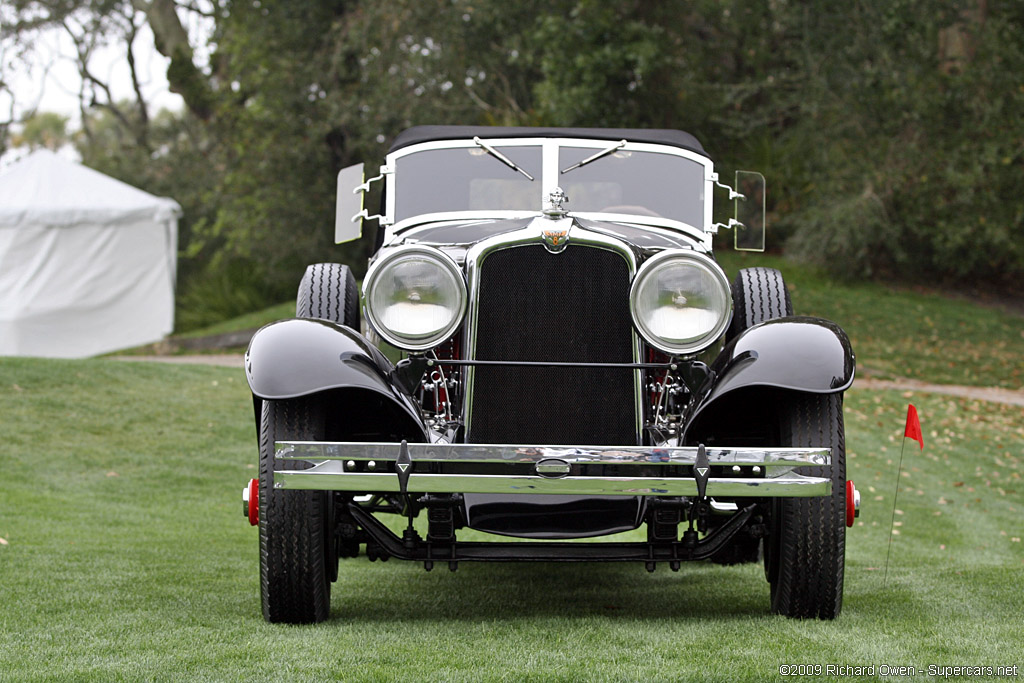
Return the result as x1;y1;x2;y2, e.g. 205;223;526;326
473;136;534;181
560;139;627;174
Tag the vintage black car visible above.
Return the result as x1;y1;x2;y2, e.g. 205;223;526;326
241;126;859;623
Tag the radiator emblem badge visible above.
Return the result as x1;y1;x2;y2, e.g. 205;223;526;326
541;228;569;253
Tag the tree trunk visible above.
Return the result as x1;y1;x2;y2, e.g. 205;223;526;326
135;0;215;120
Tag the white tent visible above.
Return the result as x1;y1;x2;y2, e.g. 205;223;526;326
0;150;180;358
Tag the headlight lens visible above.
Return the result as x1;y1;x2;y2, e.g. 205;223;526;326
630;250;732;355
363;246;467;351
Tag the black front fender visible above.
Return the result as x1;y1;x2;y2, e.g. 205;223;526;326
245;318;426;440
682;317;855;443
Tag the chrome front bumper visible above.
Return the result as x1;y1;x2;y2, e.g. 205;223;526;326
273;442;832;498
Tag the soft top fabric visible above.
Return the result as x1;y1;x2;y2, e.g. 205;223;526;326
389;126;709;158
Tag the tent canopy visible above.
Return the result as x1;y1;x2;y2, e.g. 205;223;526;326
0;150;181;358
0;149;180;228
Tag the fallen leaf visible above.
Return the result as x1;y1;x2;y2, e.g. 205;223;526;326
0;537;8;546
106;471;119;477
12;384;23;392
953;481;964;487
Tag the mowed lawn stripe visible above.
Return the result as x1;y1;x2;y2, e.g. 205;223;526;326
1;358;1021;681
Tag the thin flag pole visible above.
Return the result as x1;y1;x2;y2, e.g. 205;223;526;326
885;404;923;584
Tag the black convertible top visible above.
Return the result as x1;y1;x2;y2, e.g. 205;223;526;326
389;125;708;158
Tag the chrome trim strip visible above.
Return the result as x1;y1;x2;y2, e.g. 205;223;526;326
460;218;642;442
391;212;707;249
274;466;832;498
276;441;829;468
573;213;706;244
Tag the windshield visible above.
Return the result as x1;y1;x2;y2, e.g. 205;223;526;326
390;141;708;230
558;146;705;228
393;145;543;222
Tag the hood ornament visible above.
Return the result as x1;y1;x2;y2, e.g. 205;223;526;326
540;188;571;252
543;187;569;219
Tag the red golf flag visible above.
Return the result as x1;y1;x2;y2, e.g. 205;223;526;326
904;404;923;450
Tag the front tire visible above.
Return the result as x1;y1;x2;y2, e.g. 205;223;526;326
297;263;360;328
727;267;792;340
259;398;333;623
766;393;847;619
709;266;792;566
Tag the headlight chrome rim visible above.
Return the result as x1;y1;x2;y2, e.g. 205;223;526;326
629;249;732;356
363;245;467;351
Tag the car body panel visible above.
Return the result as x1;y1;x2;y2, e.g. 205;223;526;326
245;318;426;440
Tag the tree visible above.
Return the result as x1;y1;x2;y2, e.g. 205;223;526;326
6;0;1023;313
12;110;69;149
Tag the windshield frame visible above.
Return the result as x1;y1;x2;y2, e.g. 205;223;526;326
382;136;715;246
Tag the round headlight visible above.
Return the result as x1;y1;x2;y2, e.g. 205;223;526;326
629;250;732;355
363;246;467;351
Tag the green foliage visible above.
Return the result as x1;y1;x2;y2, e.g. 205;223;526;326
13;111;69;150
187;0;353;289
762;2;1024;286
13;0;1023;327
530;2;676;127
717;250;1024;389
786;186;901;278
176;300;295;339
174;260;287;332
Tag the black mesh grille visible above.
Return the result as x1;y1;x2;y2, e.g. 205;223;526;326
469;244;637;445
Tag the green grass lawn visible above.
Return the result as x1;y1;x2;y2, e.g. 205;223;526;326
1;357;1021;681
716;251;1024;391
175;301;297;339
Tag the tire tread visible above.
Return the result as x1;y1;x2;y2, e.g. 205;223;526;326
769;393;846;619
729;267;792;339
296;263;359;328
259;398;331;623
